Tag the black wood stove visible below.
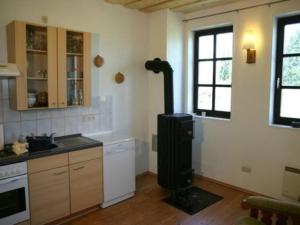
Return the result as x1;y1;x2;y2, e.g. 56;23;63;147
145;58;194;190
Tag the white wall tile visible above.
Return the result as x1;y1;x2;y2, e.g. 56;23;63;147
65;116;80;135
0;100;3;124
37;110;50;119
51;118;65;136
3;99;20;122
21;111;37;121
4;122;21;143
1;79;9;99
21;120;37;137
37;119;51;135
79;116;90;134
89;96;101;114
0;80;3;99
51;109;65;118
0;94;112;142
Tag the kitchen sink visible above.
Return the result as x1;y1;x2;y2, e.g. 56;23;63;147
54;137;92;148
28;143;58;153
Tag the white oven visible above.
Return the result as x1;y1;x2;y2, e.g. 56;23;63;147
0;162;30;225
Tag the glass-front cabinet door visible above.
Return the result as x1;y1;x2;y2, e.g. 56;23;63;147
57;28;91;108
26;24;57;109
6;21;57;110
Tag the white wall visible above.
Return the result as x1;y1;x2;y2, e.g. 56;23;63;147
146;10;184;173
184;0;300;199
147;10;167;173
0;0;149;174
0;0;149;140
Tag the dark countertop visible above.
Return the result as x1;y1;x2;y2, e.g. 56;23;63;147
0;134;103;166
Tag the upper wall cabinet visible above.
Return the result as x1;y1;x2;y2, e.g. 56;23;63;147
6;21;91;110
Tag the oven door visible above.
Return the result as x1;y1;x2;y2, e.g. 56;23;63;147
0;174;30;225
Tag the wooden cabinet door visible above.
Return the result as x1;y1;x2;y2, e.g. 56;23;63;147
69;158;102;213
29;166;70;225
6;21;58;110
57;28;91;108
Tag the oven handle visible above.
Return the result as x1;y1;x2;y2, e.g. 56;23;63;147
0;174;27;185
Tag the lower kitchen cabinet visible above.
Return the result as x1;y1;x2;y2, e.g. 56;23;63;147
28;166;70;225
70;158;103;213
27;147;103;224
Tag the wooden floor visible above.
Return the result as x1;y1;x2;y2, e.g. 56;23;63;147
66;174;249;225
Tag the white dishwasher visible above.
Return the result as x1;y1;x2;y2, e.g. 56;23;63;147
101;138;136;208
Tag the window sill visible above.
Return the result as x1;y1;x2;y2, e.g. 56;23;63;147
269;124;300;130
193;114;231;122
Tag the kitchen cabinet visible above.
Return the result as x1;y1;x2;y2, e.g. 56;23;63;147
6;21;91;110
27;147;103;224
28;166;70;225
70;158;102;213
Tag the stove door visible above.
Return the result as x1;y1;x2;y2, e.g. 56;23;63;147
0;175;30;225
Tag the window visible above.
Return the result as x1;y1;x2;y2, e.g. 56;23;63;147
274;15;300;126
193;26;233;119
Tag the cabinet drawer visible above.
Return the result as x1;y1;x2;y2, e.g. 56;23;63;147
69;147;102;164
105;140;134;153
29;166;70;225
69;158;102;213
28;153;68;174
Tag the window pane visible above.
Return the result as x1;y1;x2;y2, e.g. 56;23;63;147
215;87;231;112
284;23;300;54
216;60;232;85
216;32;233;58
280;89;300;119
282;57;300;86
198;61;213;84
198;87;213;110
198;35;214;59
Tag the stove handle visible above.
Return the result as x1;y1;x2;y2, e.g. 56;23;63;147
0;174;27;185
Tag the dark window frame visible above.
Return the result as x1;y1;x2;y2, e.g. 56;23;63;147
193;26;233;119
274;15;300;126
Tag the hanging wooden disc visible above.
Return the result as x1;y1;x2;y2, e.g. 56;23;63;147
94;55;104;67
115;72;125;84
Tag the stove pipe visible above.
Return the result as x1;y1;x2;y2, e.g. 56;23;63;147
145;58;174;114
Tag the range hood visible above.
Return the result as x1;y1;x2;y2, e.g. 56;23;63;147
0;63;20;78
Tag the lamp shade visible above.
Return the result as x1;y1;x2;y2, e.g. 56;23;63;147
243;31;256;50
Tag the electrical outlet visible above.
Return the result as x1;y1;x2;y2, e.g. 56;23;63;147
152;134;157;152
242;166;252;174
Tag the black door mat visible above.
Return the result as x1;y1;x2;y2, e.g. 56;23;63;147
163;186;223;215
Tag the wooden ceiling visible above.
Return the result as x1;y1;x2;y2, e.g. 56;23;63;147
104;0;244;13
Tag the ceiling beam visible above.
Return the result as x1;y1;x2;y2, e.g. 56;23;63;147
141;0;205;12
104;0;137;5
172;0;243;13
125;0;169;9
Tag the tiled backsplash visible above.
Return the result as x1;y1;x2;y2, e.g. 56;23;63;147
0;79;112;144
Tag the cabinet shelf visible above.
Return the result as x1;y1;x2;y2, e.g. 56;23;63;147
27;49;47;54
27;77;48;81
67;52;83;56
67;78;83;81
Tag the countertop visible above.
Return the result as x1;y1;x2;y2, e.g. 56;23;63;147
0;134;103;166
88;133;134;145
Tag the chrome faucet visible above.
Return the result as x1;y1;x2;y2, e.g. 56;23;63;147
49;133;56;144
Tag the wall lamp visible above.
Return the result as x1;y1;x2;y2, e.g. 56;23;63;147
243;31;256;64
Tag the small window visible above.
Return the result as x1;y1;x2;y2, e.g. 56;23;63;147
193;26;233;119
274;15;300;126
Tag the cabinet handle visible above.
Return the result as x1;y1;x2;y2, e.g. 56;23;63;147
73;166;85;171
60;102;65;105
51;102;56;106
53;171;67;176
